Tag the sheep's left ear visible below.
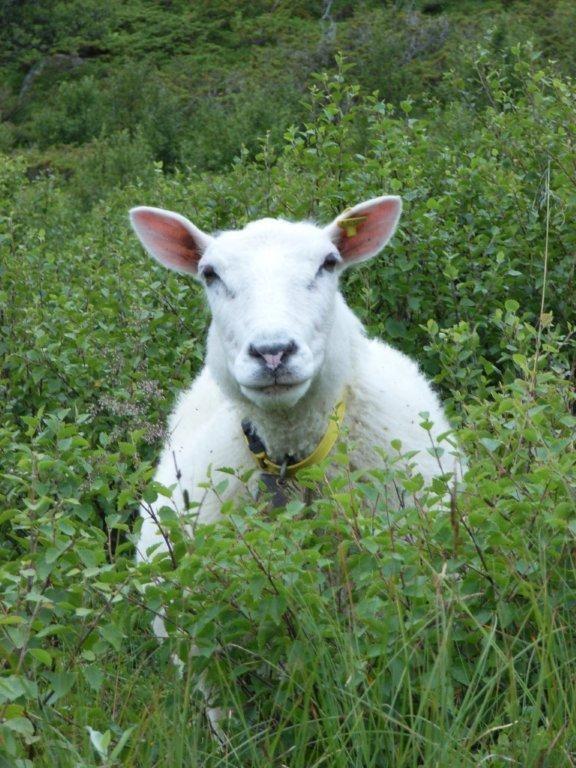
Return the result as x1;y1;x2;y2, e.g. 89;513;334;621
325;195;402;264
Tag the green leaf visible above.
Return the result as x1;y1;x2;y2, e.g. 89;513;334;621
384;317;407;339
480;437;501;453
99;623;124;652
86;726;111;758
28;648;52;667
3;717;35;739
0;676;38;704
0;615;25;626
45;671;74;702
83;665;105;692
119;441;136;456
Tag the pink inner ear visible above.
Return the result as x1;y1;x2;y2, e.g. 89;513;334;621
132;210;201;272
337;199;400;262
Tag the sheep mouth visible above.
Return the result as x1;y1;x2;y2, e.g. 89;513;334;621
245;381;303;395
240;378;311;403
257;382;301;395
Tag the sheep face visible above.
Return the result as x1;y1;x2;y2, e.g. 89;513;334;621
202;219;342;409
130;196;402;411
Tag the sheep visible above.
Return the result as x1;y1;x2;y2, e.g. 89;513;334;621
129;195;460;732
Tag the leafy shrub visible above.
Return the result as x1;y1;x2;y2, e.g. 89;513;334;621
23;75;104;148
1;327;573;764
5;0;576;176
67;130;157;208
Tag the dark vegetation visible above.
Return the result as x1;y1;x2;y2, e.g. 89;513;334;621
1;0;576;176
1;1;575;765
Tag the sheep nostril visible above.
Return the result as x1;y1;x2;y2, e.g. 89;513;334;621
248;344;261;359
248;341;298;371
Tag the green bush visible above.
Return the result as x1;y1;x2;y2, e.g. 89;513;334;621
23;75;104;148
5;0;576;176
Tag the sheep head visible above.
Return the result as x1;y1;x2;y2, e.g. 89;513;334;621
130;196;402;410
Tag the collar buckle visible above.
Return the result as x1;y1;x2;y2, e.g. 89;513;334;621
279;457;289;484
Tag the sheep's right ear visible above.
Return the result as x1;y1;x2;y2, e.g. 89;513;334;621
129;206;214;274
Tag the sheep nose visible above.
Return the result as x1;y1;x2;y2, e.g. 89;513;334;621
248;340;298;371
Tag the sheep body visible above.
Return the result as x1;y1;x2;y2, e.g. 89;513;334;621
136;294;451;562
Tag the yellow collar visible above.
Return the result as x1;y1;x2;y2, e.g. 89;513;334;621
243;399;346;478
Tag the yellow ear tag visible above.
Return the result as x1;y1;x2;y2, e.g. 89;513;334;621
337;215;366;238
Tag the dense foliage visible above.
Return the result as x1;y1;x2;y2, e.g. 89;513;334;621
2;0;576;171
1;5;575;767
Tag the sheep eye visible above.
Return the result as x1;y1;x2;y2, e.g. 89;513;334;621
319;253;340;273
201;265;219;285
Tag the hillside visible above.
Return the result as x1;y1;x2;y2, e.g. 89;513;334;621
1;0;575;175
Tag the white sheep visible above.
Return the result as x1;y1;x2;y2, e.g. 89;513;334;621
129;195;459;731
